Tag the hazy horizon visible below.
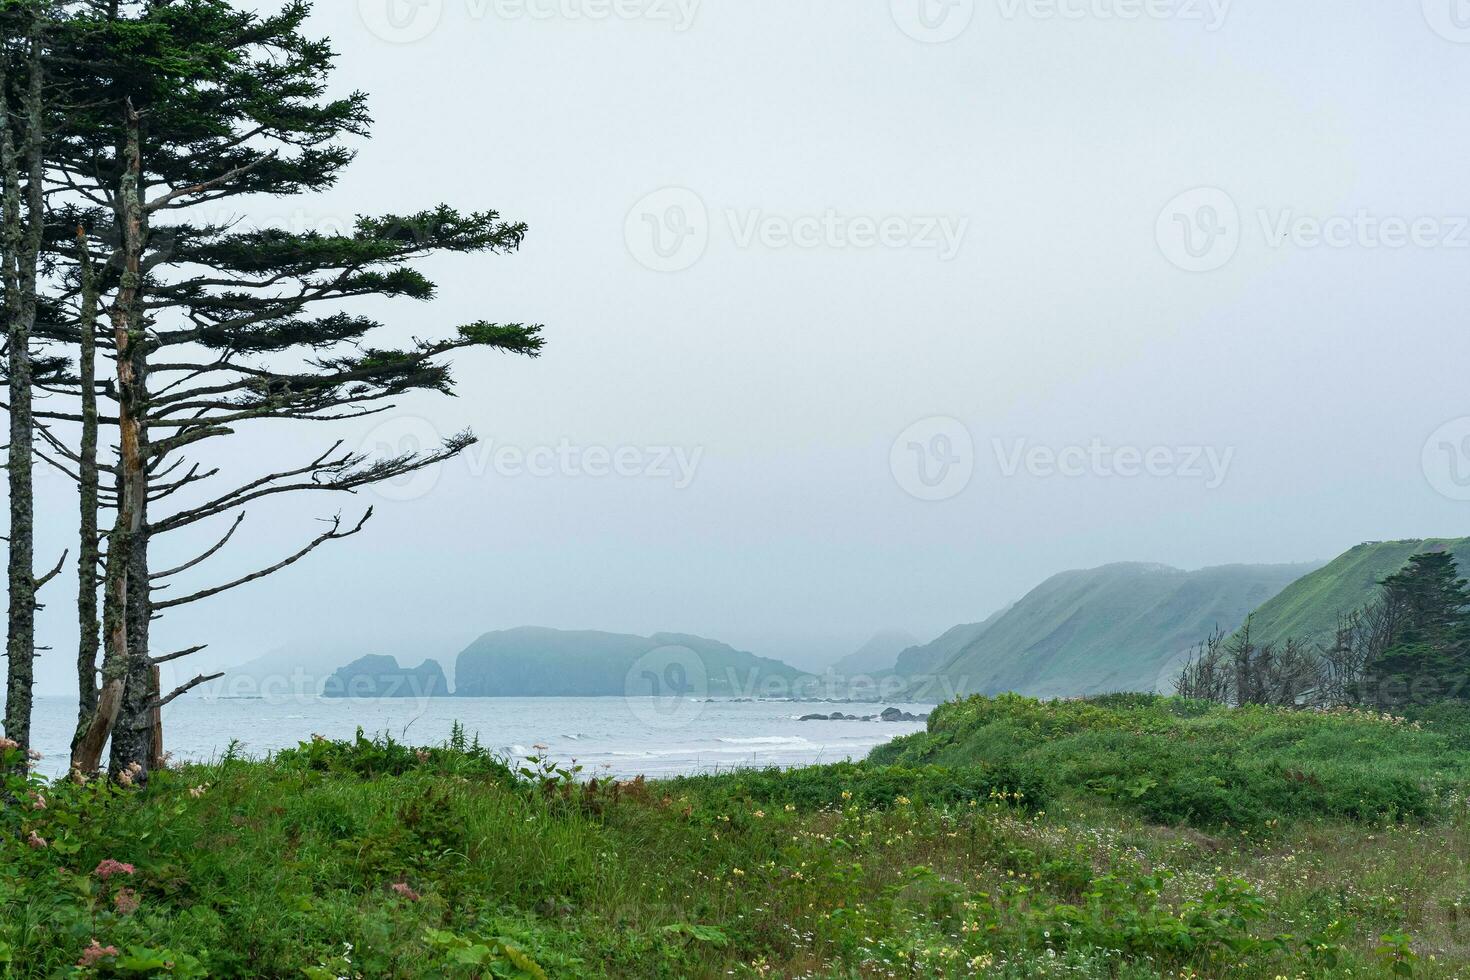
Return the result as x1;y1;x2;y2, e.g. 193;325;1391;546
24;0;1470;694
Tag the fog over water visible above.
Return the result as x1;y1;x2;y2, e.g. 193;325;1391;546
23;1;1470;698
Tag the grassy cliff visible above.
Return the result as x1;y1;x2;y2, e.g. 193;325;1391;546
1243;538;1470;648
928;562;1318;698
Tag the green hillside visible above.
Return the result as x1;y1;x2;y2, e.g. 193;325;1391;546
453;626;805;698
930;562;1319;698
1244;537;1470;649
887;606;1010;681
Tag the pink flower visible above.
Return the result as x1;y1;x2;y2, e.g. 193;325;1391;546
0;737;18;752
415;750;431;764
78;940;120;968
94;859;136;881
29;792;45;811
26;831;47;850
114;888;140;915
389;881;421;902
27;748;41;761
116;769;133;787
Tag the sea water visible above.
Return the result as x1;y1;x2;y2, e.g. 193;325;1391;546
26;695;931;779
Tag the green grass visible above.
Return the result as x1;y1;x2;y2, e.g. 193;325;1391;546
872;692;1470;828
5;700;1470;977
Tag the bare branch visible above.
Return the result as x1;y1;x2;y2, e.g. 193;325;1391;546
153;510;372;610
151;672;226;711
151;644;208;666
149;513;244;581
36;550;69;591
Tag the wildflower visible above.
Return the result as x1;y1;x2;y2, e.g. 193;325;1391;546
27;748;41;761
532;743;549;752
78;941;120;968
114;888;140;915
116;770;133;788
753;809;765;819
390;881;421;902
188;784;209;799
26;831;47;850
29;792;45;811
841;791;852;801
95;860;136;881
415;750;431;764
732;868;745;876
0;736;17;751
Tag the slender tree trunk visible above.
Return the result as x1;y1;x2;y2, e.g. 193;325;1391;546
3;27;44;756
105;105;154;779
70;227;102;758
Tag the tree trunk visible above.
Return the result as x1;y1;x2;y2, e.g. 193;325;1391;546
3;26;44;756
105;104;154;779
71;228;102;759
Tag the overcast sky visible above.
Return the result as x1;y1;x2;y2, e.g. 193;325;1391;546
27;0;1470;690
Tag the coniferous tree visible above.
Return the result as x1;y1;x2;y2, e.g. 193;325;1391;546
24;1;544;776
0;0;68;756
1365;552;1470;706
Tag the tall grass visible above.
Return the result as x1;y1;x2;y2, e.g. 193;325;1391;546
3;698;1470;977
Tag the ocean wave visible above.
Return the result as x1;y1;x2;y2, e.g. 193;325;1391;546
716;736;809;746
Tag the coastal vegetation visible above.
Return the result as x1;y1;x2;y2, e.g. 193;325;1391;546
6;697;1470;977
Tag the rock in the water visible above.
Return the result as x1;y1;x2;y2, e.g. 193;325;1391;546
322;655;449;699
